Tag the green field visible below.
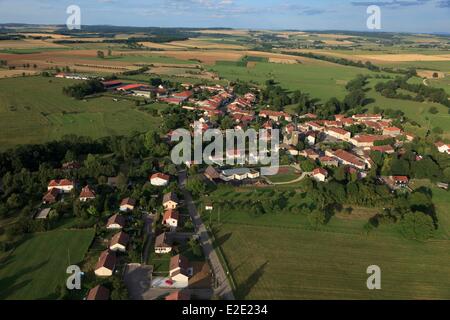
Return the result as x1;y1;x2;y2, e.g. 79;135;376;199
206;186;450;299
0;76;161;149
211;61;383;101
0;228;95;300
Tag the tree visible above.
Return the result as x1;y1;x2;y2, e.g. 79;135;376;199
188;238;202;257
308;210;326;229
110;277;129;300
401;211;434;241
186;176;207;197
97;51;105;59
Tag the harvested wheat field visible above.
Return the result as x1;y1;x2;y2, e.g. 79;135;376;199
168;39;248;50
0;69;40;78
355;54;450;62
0;39;66;49
417;70;446;79
162;50;244;64
138;42;181;50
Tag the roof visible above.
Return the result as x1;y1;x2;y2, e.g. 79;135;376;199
352;135;390;144
163;209;179;222
120;198;136;207
150;173;170;181
371;145;394;153
79;185;96;199
352;113;382;119
43;188;59;202
155;233;171;248
326;127;350;136
35;208;51;219
170;254;190;272
48;179;74;187
95;250;116;272
107;214;126;228
221;168;251;176
165;291;191;301
110;231;129;247
117;83;148;91
313;168;328;176
334;149;365;167
204;166;220;179
163;192;178;204
102;80;122;87
259;110;289;118
86;285;110;300
319;156;337;163
384;127;401;132
393;176;409;182
173;91;193;98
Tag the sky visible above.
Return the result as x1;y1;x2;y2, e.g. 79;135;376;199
0;0;449;33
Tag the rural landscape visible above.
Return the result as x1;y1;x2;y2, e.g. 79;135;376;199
0;0;450;304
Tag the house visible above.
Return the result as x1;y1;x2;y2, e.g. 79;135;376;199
371;145;395;154
204;166;221;181
150;173;170;187
220;168;256;181
287;145;299;156
325;127;351;141
163;192;179;210
393;176;409;186
106;214;126;230
42;188;60;204
435;142;450;154
79;185;96;202
352;114;383;122
319;156;339;167
350;135;390;148
109;231;130;252
35;208;51;220
299;149;320;161
94;250;116;277
169;254;193;284
383;127;402;137
305;133;316;146
165;290;191;301
328;149;366;170
312;168;328;182
101;80;122;89
155;232;172;254
47;179;74;193
205;202;214;211
163;209;179;228
259;110;292;122
120;198;136;212
86;285;110;300
116;83;148;92
300;113;318;119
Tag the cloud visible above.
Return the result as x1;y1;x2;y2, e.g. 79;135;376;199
351;0;432;8
437;0;450;6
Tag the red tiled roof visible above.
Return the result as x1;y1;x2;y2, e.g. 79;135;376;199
86;285;110;300
313;168;328;176
79;185;95;199
150;173;170;181
393;176;409;183
107;214;126;228
48;179;74;187
110;231;129;247
163;209;179;222
117;83;147;91
120;198;136;207
95;250;116;271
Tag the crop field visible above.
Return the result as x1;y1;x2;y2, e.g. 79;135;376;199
206;186;450;299
0;228;95;300
211;61;381;101
0;76;161;149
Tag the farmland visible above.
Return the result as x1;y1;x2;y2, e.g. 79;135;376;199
0;76;161;149
205;186;450;299
0;228;95;300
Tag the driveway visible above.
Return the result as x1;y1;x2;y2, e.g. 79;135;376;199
123;264;153;300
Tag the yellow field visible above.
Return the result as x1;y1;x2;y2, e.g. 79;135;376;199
168;39;248;50
0;69;40;78
0;39;66;49
356;54;450;62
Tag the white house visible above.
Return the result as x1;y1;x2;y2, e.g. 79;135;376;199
94;250;116;277
435;142;450;154
106;214;126;230
163;209;179;228
150;173;170;187
47;179;74;193
109;231;129;252
79;185;96;202
120;198;136;212
312;168;328;182
169;254;193;285
155;233;172;254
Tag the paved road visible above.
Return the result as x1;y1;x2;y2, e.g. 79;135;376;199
179;170;235;300
142;214;154;264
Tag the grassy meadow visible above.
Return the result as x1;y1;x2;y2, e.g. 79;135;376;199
0;76;161;149
0;228;95;300
204;186;450;299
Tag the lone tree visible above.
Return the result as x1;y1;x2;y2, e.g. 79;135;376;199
97;51;105;59
401;211;434;241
